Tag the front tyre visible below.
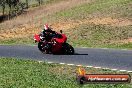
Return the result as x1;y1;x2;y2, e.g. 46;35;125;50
38;42;49;54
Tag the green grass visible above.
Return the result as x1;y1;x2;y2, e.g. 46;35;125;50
31;0;132;24
102;43;132;49
66;24;132;49
53;0;132;20
0;37;34;45
0;57;132;88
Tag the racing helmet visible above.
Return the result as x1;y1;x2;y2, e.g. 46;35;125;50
44;24;49;30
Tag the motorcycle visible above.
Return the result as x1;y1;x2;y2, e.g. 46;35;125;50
34;30;74;55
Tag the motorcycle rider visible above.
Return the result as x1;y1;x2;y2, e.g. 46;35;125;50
40;24;57;41
40;24;58;53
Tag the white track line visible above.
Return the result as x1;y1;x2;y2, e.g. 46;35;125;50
47;62;53;64
127;71;132;73
102;68;110;70
76;65;82;66
59;63;65;65
46;62;130;73
111;69;118;71
94;67;101;69
86;66;93;68
119;70;127;72
38;61;43;63
67;64;74;66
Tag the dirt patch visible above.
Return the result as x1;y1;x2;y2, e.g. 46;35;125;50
0;21;79;40
0;0;93;30
88;17;132;26
51;21;80;31
52;17;132;31
0;26;40;39
51;17;132;30
0;17;132;40
121;38;132;43
111;37;132;44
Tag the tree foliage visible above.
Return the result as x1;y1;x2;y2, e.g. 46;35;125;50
0;0;6;15
0;0;20;15
25;0;28;8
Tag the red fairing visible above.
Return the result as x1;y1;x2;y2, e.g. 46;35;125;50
55;34;67;43
51;34;67;53
51;42;62;53
34;34;41;42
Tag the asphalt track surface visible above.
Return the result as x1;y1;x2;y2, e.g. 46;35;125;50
0;45;132;71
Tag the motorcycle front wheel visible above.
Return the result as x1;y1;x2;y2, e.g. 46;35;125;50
38;42;50;54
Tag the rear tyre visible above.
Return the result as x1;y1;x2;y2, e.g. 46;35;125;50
38;42;50;54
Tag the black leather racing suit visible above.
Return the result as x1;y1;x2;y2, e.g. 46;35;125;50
40;28;57;41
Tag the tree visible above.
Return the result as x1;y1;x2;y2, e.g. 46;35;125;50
6;0;12;19
36;0;43;6
25;0;28;8
0;0;6;15
5;0;19;19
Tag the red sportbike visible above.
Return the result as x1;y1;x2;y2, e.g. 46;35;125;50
34;30;74;54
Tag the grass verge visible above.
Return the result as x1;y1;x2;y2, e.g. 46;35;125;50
0;57;132;88
66;24;132;49
0;24;132;50
51;0;132;21
0;37;34;45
